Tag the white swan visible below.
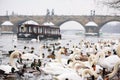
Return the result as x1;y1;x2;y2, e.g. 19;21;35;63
82;69;99;79
0;65;12;74
42;62;74;75
41;48;69;75
71;60;103;79
9;50;21;70
77;54;97;67
39;44;43;59
0;50;21;74
54;72;83;80
55;48;67;63
106;43;120;79
68;53;98;71
30;39;37;42
116;43;120;57
68;48;81;61
67;54;103;80
107;61;120;79
30;36;40;42
95;52;120;71
21;53;39;60
55;64;102;80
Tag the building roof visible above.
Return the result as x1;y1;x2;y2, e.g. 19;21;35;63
22;20;39;25
85;21;98;27
43;22;54;26
1;21;13;26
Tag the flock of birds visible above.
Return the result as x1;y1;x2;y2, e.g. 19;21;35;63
0;38;120;80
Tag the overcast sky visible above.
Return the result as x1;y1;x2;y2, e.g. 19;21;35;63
0;0;119;16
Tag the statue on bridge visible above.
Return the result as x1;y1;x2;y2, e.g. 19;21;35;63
46;9;50;16
51;9;54;16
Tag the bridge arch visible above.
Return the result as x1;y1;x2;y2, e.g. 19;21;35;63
99;21;120;34
56;19;85;27
59;20;85;38
99;19;120;28
59;20;85;31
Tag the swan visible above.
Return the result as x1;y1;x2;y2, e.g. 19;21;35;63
68;52;97;70
0;65;13;74
55;47;67;63
106;43;120;79
54;72;83;80
40;48;70;75
39;44;43;59
54;64;102;80
95;51;120;71
67;54;103;80
0;50;21;74
67;48;87;69
9;50;22;70
68;47;84;62
107;61;120;79
82;67;100;79
21;52;40;67
71;60;103;78
80;60;103;79
30;36;40;42
30;39;37;42
71;61;86;69
75;54;97;67
37;35;40;42
41;63;74;75
21;53;39;60
116;43;120;57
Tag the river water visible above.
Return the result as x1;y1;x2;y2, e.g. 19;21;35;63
0;33;120;57
0;33;120;64
0;33;120;80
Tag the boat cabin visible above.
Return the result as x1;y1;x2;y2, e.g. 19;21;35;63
17;24;61;39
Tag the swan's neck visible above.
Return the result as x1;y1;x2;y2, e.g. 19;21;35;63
108;61;120;79
82;69;98;79
10;58;18;70
116;44;120;58
57;51;62;63
96;53;105;63
39;47;43;59
37;35;40;42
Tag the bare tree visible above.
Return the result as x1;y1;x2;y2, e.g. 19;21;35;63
104;0;120;9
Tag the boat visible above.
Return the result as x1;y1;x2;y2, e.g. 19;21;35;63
17;24;61;40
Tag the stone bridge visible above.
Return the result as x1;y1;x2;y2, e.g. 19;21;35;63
0;15;120;33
